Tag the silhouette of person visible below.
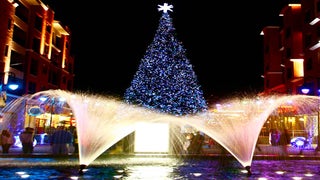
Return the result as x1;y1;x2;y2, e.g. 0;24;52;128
187;131;204;154
270;128;280;146
279;128;290;156
1;129;15;153
19;127;35;154
67;125;78;153
72;128;78;153
50;126;73;155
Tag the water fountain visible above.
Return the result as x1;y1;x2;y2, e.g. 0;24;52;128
1;89;319;177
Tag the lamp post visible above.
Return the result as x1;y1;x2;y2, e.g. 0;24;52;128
0;71;19;108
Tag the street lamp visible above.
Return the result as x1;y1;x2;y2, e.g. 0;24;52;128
301;88;310;94
0;71;20;107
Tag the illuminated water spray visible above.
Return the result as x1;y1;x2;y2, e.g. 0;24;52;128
1;90;319;172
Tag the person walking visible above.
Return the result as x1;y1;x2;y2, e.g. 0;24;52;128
19;127;35;154
50;126;73;155
1;129;15;154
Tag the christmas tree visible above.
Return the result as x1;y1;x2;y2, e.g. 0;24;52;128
124;3;208;116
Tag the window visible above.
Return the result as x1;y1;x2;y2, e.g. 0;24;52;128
4;45;9;57
13;25;27;47
15;1;28;23
34;15;43;32
32;38;41;53
10;50;24;71
46;24;51;34
52;35;61;47
51;53;59;66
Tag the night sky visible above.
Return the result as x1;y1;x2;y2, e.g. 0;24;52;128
42;0;291;100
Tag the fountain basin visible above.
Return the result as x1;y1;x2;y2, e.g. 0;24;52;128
0;156;320;179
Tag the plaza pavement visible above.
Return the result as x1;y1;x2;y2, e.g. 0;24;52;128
1;144;320;160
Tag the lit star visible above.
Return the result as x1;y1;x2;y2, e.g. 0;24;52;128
158;3;173;13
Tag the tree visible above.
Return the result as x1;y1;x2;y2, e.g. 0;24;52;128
124;3;207;116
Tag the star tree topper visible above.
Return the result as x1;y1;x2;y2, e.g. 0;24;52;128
158;3;173;13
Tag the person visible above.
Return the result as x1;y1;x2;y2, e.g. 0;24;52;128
270;128;280;146
187;131;204;154
50;126;73;155
208;138;215;148
1;129;15;154
73;131;78;153
69;126;78;153
279;128;290;156
180;133;191;154
19;127;35;154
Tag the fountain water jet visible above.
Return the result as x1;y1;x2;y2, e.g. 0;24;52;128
1;90;319;172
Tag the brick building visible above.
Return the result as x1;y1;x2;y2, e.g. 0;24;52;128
0;0;74;107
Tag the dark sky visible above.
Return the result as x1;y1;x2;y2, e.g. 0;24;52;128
42;0;291;100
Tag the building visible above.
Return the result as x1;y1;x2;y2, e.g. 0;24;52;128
261;1;320;146
0;0;74;107
0;0;75;141
261;1;320;96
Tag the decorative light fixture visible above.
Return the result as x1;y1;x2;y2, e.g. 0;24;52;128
301;88;310;94
8;84;18;90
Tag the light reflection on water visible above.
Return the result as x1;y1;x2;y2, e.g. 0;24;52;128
0;157;319;179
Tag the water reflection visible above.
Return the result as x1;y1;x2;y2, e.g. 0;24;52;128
0;157;319;179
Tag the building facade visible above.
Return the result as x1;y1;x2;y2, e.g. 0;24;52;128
0;0;75;142
0;0;74;107
261;1;320;146
262;1;320;96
